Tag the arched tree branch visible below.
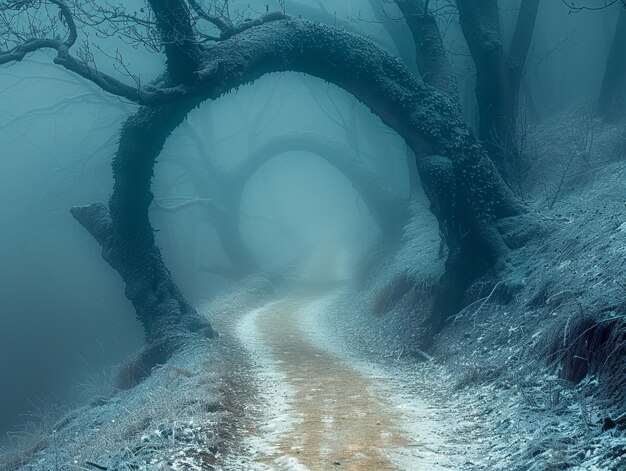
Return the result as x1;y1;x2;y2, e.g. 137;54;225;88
67;14;528;379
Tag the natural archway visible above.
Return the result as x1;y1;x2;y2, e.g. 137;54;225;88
68;13;526;382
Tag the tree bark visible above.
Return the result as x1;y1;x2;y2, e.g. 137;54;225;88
598;7;626;120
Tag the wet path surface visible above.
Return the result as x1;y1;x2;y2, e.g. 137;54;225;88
247;297;412;470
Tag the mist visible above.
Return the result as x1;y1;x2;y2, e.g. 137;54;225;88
1;1;626;469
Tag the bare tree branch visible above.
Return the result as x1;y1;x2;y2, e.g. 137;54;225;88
0;1;146;101
188;0;232;32
561;0;624;12
151;196;225;216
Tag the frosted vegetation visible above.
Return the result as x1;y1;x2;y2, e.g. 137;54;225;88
1;0;626;469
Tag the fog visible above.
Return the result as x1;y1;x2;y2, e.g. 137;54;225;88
0;0;623;450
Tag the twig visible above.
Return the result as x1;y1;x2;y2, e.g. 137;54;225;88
414;348;434;362
86;462;108;470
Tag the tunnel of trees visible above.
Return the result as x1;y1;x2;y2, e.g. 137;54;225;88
0;0;535;381
3;0;624;386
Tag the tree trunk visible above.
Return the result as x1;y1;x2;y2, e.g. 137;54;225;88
210;206;259;278
150;194;260;279
159;153;260;278
508;0;541;97
598;7;626;120
394;0;459;100
456;0;540;183
147;0;202;84
72;102;216;386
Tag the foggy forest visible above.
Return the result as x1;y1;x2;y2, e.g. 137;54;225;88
1;0;626;469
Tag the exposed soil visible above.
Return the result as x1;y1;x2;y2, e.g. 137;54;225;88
224;286;471;471
254;297;408;469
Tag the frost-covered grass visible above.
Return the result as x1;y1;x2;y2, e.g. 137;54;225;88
2;340;224;471
319;109;626;470
524;102;626;206
1;275;275;471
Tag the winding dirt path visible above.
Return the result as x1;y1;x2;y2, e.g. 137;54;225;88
244;296;414;470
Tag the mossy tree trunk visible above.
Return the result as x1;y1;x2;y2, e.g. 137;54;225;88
72;103;217;386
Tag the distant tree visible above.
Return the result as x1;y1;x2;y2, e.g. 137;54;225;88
455;0;541;184
558;0;626;119
392;0;459;100
369;0;541;187
155;130;407;279
597;5;626;120
1;0;528;381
